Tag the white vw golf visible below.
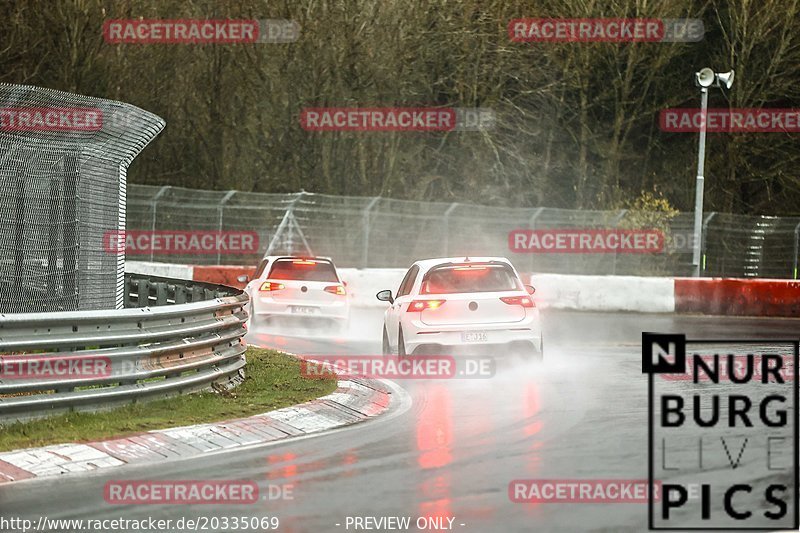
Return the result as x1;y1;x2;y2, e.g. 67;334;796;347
377;257;542;359
240;256;349;332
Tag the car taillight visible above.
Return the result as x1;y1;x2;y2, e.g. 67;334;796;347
259;281;285;291
324;285;346;296
292;259;316;265
500;295;534;308
407;299;446;312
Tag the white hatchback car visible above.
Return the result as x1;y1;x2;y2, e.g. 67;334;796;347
377;257;542;359
241;256;349;331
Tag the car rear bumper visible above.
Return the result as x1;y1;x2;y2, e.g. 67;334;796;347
403;318;541;355
252;299;349;321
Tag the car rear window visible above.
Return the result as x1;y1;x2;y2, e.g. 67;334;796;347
267;259;339;282
420;264;521;294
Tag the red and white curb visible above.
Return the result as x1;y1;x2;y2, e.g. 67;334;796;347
0;374;391;484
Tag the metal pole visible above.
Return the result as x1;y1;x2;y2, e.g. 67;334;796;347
62;153;79;311
216;190;236;266
46;177;59;301
611;209;628;276
265;210;292;258
793;221;800;279
292;211;314;257
443;203;459;257
264;192;303;259
361;196;380;268
692;88;709;276
287;211;295;255
528;208;544;274
700;212;716;276
12;160;25;305
149;186;170;263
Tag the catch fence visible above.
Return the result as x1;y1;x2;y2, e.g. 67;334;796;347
126;185;799;278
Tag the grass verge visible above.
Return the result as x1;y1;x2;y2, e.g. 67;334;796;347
0;348;337;453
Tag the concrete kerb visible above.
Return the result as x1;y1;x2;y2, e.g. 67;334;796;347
0;353;395;485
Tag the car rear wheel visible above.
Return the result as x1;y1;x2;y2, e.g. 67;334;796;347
382;327;391;356
398;327;407;357
332;318;348;335
247;301;256;330
533;335;544;362
514;339;542;362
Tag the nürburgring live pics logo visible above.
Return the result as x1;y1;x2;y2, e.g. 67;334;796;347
643;332;798;530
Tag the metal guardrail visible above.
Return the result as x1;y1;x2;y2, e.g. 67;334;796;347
0;274;249;423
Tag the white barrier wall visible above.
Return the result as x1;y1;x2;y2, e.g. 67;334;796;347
126;262;676;313
338;268;406;308
340;269;676;313
530;273;675;313
126;260;194;280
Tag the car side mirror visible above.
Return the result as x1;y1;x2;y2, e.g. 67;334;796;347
376;289;394;304
237;274;250;283
524;284;536;295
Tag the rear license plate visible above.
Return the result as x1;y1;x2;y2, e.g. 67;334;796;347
461;331;488;342
290;306;320;315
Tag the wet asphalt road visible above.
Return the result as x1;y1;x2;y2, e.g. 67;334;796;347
1;309;798;532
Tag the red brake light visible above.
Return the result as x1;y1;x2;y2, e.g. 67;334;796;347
407;299;446;312
292;260;317;265
500;295;534;308
324;285;346;296
259;281;285;291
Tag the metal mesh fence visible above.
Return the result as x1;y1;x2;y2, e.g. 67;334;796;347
701;213;800;278
0;84;164;313
126;185;800;278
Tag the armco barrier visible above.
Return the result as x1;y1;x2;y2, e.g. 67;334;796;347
674;278;800;317
0;273;248;423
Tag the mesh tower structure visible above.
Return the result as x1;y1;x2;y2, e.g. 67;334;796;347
0;84;164;313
